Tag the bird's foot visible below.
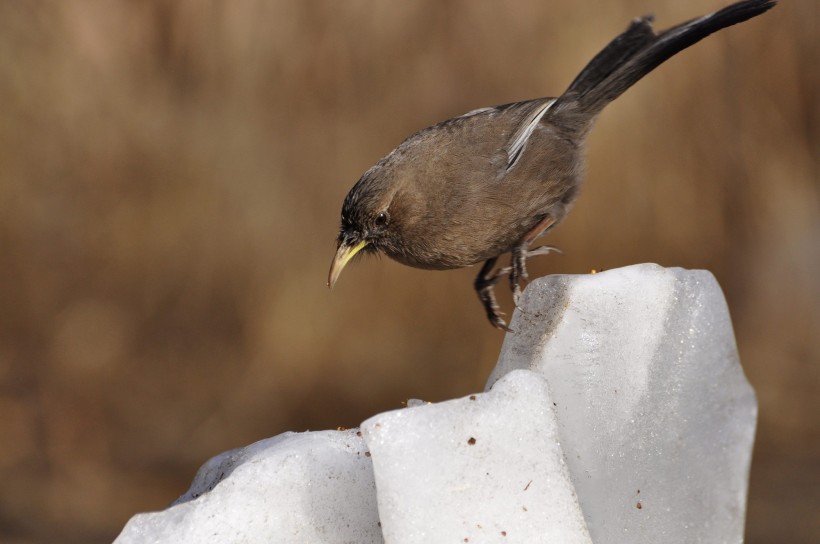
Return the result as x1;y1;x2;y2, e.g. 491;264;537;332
509;244;562;306
474;258;512;332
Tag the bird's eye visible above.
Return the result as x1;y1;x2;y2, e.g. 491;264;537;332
375;211;389;227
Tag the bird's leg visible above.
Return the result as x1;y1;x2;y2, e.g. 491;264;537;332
509;244;563;305
509;215;559;305
509;244;527;306
474;257;512;331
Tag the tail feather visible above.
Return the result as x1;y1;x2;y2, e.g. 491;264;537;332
551;0;775;121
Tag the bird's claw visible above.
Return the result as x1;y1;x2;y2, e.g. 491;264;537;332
527;244;562;257
478;283;512;332
475;258;512;331
490;312;513;333
511;283;523;307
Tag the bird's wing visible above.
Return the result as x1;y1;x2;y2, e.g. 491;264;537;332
502;98;557;173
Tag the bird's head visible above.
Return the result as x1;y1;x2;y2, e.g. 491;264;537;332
327;166;402;288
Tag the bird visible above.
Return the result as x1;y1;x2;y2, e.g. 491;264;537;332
327;0;775;330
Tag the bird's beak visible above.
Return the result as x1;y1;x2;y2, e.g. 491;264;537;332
327;240;369;288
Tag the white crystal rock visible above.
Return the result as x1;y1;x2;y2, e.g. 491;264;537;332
488;263;757;544
114;430;383;544
114;264;756;544
362;369;592;544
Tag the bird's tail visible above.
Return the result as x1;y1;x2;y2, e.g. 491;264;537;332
549;0;775;124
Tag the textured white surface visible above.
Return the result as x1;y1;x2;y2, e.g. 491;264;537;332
114;264;756;544
114;430;382;544
488;263;757;544
362;370;592;544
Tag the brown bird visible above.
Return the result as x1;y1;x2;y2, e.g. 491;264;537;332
328;0;775;330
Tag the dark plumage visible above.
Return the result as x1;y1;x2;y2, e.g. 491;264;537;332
328;0;775;330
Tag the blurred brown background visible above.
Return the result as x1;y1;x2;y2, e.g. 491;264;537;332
0;1;817;542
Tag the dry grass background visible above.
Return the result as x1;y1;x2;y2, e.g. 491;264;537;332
0;1;817;542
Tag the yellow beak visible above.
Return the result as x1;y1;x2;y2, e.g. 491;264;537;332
327;240;369;288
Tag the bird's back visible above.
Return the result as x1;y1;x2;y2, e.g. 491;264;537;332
376;99;583;268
